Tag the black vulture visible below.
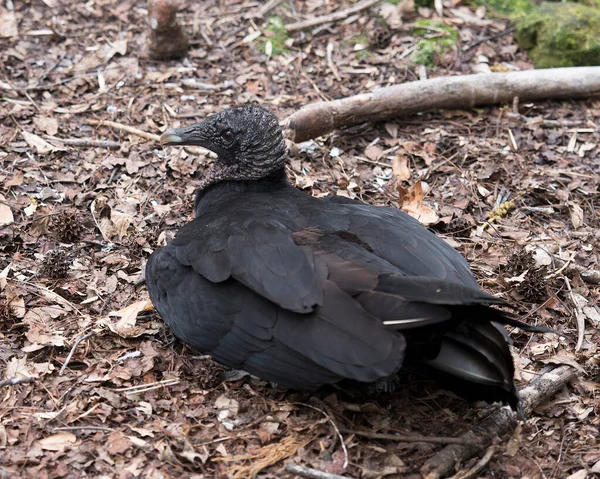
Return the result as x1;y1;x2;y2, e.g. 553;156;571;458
147;105;546;410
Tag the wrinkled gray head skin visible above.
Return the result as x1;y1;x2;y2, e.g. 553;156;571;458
160;106;287;190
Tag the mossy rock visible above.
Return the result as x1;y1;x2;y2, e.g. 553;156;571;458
515;2;600;67
410;20;459;66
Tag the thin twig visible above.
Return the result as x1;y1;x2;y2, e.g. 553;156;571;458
326;42;341;82
0;377;34;388
46;136;121;149
463;27;515;52
249;0;284;18
123;381;180;395
87;119;160;142
285;464;355;479
114;379;180;395
448;445;498;479
54;426;114;432
340;429;479;445
545;252;576;280
286;0;380;32
563;276;585;351
59;331;96;375
294;402;348;469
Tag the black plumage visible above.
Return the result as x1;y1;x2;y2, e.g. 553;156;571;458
148;106;545;409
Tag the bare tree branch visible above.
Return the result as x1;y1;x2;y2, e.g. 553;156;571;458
283;67;600;143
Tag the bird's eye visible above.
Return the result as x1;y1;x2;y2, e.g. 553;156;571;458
221;129;234;142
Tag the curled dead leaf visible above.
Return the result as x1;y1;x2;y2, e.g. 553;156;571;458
398;181;439;226
568;202;584;230
102;300;155;338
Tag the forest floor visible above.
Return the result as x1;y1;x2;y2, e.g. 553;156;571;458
1;1;599;478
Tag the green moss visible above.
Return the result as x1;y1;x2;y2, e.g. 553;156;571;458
355;49;372;60
470;0;534;17
343;33;371;60
515;3;600;67
410;20;459;66
257;16;290;56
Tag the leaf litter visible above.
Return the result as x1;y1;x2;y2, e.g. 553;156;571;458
0;0;599;478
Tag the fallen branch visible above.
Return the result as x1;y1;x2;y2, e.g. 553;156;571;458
420;365;577;479
339;429;478;446
285;0;380;33
0;377;34;388
283;67;600;143
285;464;355;479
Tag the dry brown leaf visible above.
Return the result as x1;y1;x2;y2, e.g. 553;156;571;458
105;431;133;455
5;283;25;318
399;141;435;165
568;202;584;230
0;8;18;38
392;155;411;181
21;130;64;154
33;116;59;136
398;182;439;226
365;145;383;161
112;299;152;328
103;299;154;338
0;263;10;291
0;194;14;226
5;171;23;187
37;432;77;451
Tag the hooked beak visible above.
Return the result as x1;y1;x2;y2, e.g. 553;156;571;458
160;129;184;146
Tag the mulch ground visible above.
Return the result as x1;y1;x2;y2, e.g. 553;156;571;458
1;1;599;478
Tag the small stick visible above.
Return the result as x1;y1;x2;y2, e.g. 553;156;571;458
285;464;355;479
87;119;160;142
249;0;284;18
563;276;585;352
520;206;555;214
54;426;114;432
59;331;96;375
0;377;33;388
326;42;341;82
46;136;121;149
294;402;348;469
448;445;498;479
286;0;380;32
545;252;576;280
87;118;215;157
113;379;179;393
463;27;515;52
340;429;478;445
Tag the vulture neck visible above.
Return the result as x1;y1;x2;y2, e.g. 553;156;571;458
194;167;288;214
